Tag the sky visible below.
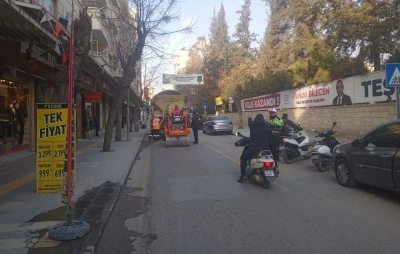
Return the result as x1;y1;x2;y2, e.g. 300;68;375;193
151;0;269;92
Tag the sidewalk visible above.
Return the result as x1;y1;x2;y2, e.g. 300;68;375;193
0;127;147;254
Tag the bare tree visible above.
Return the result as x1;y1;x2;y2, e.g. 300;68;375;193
142;57;163;98
101;0;193;151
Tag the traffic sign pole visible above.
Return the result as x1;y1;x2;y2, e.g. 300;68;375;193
397;87;400;119
385;63;400;119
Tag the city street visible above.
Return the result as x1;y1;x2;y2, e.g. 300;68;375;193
96;132;400;254
0;129;146;254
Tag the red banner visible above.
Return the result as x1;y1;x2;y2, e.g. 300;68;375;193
242;94;281;111
84;92;102;103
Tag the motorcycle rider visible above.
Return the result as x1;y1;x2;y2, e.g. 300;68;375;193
238;114;272;183
282;113;302;136
267;108;284;175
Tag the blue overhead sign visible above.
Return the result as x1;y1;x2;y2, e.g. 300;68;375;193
385;63;400;88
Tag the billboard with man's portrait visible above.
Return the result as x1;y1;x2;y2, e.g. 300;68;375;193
241;70;397;111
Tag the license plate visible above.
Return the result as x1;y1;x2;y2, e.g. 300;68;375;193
264;170;274;177
312;155;318;160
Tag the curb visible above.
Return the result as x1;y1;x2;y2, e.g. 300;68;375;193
89;130;148;254
0;152;35;166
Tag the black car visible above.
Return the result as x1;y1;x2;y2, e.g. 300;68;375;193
332;119;400;191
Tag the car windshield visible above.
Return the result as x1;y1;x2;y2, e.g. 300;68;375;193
213;116;228;121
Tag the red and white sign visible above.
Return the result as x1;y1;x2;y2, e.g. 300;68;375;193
84;92;102;103
242;94;280;111
242;70;397;111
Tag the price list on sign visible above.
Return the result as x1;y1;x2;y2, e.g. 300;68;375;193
36;104;75;193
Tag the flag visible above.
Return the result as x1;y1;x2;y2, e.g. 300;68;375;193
58;17;69;27
53;22;64;37
55;43;61;55
62;52;69;64
40;11;50;24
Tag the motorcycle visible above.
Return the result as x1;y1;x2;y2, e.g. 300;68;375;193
307;122;340;172
235;132;277;189
281;123;311;164
149;129;164;141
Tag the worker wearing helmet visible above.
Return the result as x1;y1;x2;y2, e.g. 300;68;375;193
267;108;284;176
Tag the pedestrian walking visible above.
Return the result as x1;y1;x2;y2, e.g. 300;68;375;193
191;112;200;144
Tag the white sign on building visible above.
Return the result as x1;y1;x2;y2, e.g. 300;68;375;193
241;70;398;111
162;74;204;85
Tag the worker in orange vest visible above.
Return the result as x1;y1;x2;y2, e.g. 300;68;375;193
151;115;161;138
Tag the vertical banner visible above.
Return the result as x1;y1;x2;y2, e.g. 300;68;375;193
36;103;75;193
61;105;76;204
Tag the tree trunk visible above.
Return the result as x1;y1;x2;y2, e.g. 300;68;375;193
371;48;381;71
235;100;244;129
115;107;122;141
102;88;123;151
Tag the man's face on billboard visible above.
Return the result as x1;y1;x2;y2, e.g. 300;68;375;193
336;81;344;96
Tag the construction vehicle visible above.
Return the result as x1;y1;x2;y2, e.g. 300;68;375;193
151;90;191;147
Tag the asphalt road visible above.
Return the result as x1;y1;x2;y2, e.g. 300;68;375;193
96;132;400;254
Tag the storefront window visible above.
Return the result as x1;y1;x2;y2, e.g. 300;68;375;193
0;79;29;154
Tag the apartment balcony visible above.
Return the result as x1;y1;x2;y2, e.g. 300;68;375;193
0;0;83;48
13;0;81;21
0;0;54;45
87;8;111;51
89;46;123;78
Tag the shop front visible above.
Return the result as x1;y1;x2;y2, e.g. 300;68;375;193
0;79;30;154
0;39;63;156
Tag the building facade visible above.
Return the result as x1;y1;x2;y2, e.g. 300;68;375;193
0;0;136;156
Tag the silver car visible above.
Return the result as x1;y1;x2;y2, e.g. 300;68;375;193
202;115;233;135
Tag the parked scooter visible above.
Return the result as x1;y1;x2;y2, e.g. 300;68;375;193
307;122;340;172
281;123;311;164
235;132;277;189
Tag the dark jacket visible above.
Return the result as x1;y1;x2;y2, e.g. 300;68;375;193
248;114;271;150
333;94;352;105
282;118;303;136
191;114;200;130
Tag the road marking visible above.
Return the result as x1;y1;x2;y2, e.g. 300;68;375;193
32;232;60;248
0;172;36;197
142;145;151;192
203;143;289;192
0;141;102;198
203;143;240;164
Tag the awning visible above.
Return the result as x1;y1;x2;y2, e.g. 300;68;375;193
0;0;58;47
